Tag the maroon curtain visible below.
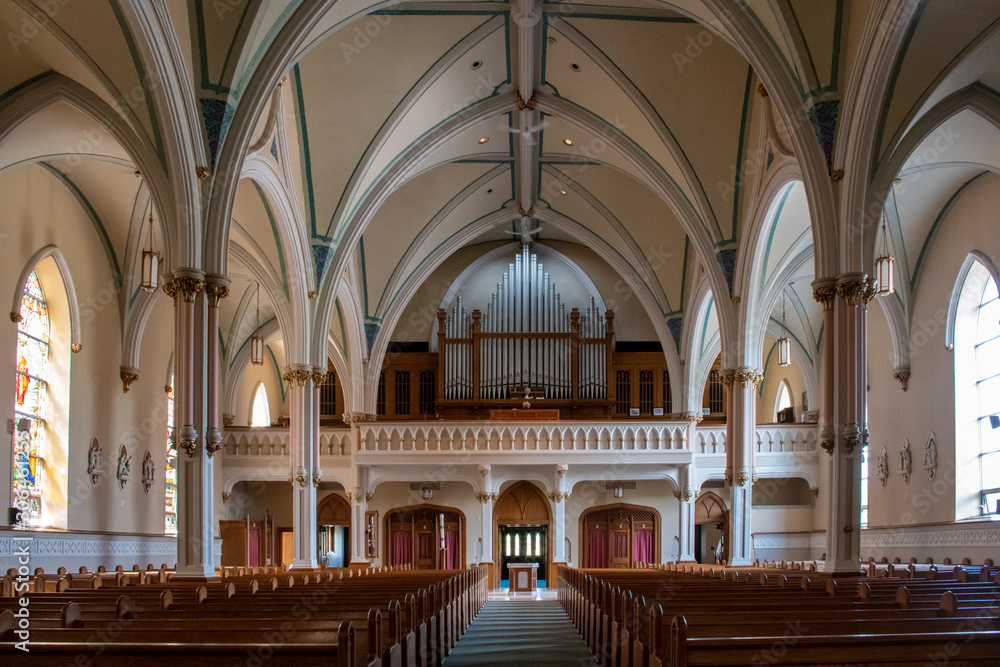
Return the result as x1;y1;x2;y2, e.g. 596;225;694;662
391;531;412;566
248;528;260;567
632;530;653;565
445;530;459;569
587;529;608;568
613;532;629;559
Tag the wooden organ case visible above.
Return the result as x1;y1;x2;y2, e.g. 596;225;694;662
436;246;615;419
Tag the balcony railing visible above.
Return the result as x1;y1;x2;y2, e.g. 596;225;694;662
222;427;351;458
692;423;819;455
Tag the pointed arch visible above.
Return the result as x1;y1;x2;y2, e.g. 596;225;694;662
11;246;82;353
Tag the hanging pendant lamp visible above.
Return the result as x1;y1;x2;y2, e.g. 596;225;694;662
777;290;790;368
250;283;264;366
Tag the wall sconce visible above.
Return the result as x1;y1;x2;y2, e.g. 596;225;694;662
250;282;264;366
422;487;433;501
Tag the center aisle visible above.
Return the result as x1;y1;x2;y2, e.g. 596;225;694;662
443;599;597;666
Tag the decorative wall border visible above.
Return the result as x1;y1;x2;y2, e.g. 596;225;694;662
0;530;222;567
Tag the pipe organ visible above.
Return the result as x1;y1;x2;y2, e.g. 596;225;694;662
437;247;614;417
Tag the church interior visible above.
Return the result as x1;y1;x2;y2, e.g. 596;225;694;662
1;0;999;662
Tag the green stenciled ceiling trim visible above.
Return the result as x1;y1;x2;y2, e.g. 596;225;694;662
192;0;252;96
545;11;694;22
910;171;988;293
360;235;370;318
381;204;514;318
108;0;166;170
539;94;713;243
785;1;820;91
0;71;53;105
830;0;845;91
680;238;689;312
325;17;503;243
292;64;317;238
870;0;928;178
335;298;348;361
552;17;724;242
730;65;755;244
231;2;302;100
758;182;795;298
375;163;509;317
38;162;122;288
267;345;286;403
545;164;676;315
250;180;289;298
699;296;715;357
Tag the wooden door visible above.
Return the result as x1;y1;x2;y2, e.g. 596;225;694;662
609;517;630;568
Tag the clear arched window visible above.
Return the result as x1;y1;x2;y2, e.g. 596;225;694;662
774;381;792;421
251;383;271;427
165;376;177;535
955;259;1000;517
13;271;48;526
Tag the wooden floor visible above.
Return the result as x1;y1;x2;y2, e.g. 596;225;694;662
444;600;596;666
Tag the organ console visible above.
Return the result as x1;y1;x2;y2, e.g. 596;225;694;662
436;246;615;419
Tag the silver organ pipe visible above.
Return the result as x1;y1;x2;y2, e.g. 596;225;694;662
441;246;611;402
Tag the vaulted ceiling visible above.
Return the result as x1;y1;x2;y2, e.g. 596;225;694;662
2;1;1000;412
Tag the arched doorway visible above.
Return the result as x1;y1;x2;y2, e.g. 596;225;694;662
317;493;351;568
494;481;551;588
694;491;728;565
579;503;660;568
384;505;465;570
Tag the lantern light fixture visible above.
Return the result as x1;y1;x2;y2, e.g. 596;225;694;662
140;208;158;292
876;181;899;296
250;283;264;366
777;290;790;368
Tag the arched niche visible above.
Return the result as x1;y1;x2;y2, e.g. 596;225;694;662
317;493;351;568
383;504;465;571
493;481;552;588
579;502;661;568
694;490;728;566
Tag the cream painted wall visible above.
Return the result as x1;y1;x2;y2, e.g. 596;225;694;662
0;165;175;535
224;481;294;527
231;341;288;426
758;336;810;423
867;173;1000;533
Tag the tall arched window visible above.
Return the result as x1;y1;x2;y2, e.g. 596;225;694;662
251;383;271;427
774;380;792;422
954;258;1000;518
165;376;177;535
13;271;49;526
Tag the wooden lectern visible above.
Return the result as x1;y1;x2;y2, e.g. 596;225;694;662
508;563;538;592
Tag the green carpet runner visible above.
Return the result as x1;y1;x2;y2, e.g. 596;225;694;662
443;600;596;666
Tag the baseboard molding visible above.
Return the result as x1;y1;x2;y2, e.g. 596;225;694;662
0;529;222;572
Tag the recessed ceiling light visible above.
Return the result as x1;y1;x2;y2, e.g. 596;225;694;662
471;60;482;70
894;178;902;184
479;137;489;144
559;190;567;195
570;63;581;72
563;138;573;146
487;188;493;194
548;36;556;45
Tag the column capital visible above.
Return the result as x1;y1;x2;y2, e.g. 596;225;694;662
310;370;328;386
547;491;570;503
476;492;498;503
734;370;763;389
719;370;736;388
811;277;838;311
282;364;315;386
343;412;377;424
204;276;230;307
835;272;869;307
162;270;207;304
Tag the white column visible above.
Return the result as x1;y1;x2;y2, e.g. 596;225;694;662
723;369;759;566
551;463;569;564
477;464;494;565
677;464;695;562
284;366;317;569
816;276;869;573
165;273;216;580
350;465;370;566
204;278;229;458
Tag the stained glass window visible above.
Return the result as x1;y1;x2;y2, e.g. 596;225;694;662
165;377;177;534
13;271;48;526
